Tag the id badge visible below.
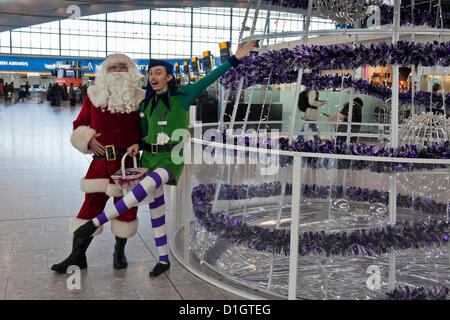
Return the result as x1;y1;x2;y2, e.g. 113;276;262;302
156;132;170;145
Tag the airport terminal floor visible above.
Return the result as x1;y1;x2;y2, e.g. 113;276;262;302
0;97;242;300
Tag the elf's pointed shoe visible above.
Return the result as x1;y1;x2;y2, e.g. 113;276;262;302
149;262;170;278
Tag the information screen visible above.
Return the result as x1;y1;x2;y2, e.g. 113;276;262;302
66;70;75;78
219;42;231;64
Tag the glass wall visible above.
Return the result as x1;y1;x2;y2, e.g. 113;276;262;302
60;14;106;58
11;21;60;55
151;8;192;59
0;7;334;60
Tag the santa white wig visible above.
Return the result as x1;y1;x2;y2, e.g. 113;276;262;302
88;53;142;114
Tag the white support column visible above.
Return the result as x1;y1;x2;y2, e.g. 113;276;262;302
345;21;360;145
214;0;263;216
250;0;263;35
238;5;250;42
288;69;305;143
389;0;401;222
229;77;245;129
391;64;399;145
447;201;449;223
388;0;402;292
183;158;192;264
388;250;396;290
262;8;271;47
287;0;313;144
389;174;397;225
269;0;314;290
242;86;255;133
391;0;401;149
410;0;416;118
225;0;267;218
218;89;231;131
288;156;302;300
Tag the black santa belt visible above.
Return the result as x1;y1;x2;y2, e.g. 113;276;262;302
92;145;127;161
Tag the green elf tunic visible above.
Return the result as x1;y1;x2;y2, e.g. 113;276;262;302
139;57;239;186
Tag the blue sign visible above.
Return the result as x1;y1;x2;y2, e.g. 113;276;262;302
0;56;100;72
0;55;222;73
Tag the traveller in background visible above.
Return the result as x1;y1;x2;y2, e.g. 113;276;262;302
297;88;327;142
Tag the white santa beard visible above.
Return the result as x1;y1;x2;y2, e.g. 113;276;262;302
103;73;139;114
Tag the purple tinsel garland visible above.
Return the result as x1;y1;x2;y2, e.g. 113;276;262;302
210;181;448;218
278;138;449;172
266;1;450;29
191;183;449;257
203;134;449;173
242;72;449;110
220;41;450;90
385;285;449;300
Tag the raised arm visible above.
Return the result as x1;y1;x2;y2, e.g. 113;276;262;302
180;40;256;110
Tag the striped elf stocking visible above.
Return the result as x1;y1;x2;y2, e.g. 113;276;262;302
92;168;173;227
149;186;169;264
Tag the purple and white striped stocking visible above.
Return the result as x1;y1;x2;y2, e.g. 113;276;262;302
93;167;173;227
149;186;169;264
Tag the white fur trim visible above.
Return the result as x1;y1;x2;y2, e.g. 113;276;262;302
80;178;109;194
71;126;96;154
87;86;107;109
111;217;139;238
103;53;136;70
69;217;103;236
87;86;145;112
106;183;124;197
134;87;146;107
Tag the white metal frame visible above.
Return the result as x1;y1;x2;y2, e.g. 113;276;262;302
172;137;450;299
169;0;449;300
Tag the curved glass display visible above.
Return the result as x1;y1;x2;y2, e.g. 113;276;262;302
169;131;449;300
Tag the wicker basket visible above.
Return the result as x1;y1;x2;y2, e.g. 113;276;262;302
111;153;148;192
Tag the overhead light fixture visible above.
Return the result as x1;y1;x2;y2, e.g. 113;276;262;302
314;0;383;25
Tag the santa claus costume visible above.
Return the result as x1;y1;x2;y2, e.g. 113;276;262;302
51;54;145;273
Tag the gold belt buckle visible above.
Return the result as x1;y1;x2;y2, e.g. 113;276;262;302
105;145;116;161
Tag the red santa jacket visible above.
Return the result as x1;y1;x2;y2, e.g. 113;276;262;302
70;86;145;197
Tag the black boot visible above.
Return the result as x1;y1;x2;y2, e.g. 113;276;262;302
51;236;93;273
113;236;128;269
149;262;170;278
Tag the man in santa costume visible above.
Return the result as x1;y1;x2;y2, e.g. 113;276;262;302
51;53;145;273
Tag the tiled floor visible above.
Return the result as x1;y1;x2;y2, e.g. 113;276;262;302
0;97;243;300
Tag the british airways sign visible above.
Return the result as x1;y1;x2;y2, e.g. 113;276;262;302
0;55;220;73
0;56;147;73
0;56;101;72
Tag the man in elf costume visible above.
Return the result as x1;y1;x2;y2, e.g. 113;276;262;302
74;41;256;278
51;54;145;273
